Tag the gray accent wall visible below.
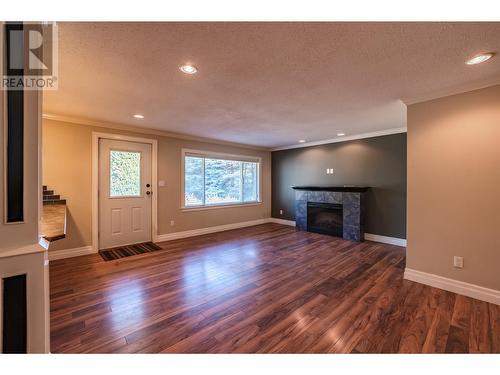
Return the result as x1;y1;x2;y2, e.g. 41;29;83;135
272;133;407;238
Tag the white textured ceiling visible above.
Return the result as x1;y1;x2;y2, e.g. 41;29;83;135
43;22;500;148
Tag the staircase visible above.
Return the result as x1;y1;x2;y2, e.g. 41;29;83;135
41;185;67;243
42;185;66;205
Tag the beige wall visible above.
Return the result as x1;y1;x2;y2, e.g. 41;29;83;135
43;119;272;251
407;85;500;291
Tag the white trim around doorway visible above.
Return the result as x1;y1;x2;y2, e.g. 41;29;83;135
91;132;158;252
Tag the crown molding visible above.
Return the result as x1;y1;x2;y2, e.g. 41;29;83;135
43;113;407;153
271;127;407;151
42;113;270;152
402;80;500;105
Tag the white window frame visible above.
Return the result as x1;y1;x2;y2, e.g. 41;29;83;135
181;148;262;211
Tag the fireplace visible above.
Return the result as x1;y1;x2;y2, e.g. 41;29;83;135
307;202;343;237
293;186;368;241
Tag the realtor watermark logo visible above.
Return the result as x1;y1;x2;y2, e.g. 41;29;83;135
2;22;58;90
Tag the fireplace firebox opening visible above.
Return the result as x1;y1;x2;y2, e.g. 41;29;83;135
307;202;343;237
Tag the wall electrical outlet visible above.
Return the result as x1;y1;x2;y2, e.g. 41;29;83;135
326;168;334;175
279;209;283;215
170;220;175;227
453;256;464;269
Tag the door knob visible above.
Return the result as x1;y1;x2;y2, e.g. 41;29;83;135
146;191;151;195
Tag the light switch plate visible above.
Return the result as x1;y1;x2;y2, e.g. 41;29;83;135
453;256;464;268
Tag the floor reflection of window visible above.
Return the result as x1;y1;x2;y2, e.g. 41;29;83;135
180;242;261;306
106;279;145;329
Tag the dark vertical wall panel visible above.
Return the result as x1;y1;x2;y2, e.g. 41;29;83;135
5;23;24;222
272;133;407;238
2;274;28;353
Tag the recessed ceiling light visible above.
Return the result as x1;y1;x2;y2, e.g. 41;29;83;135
466;53;494;65
133;114;144;119
337;133;345;136
179;64;198;75
298;139;306;143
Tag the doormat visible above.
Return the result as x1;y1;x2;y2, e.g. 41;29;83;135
99;242;162;261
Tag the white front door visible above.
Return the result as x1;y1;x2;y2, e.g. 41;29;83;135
98;139;152;249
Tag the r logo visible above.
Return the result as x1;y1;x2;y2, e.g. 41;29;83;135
28;29;48;70
3;22;58;90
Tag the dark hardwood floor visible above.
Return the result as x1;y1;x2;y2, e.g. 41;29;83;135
49;223;499;353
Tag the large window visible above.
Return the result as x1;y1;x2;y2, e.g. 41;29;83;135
183;150;261;208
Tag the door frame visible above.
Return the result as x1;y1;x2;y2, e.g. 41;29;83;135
91;132;158;252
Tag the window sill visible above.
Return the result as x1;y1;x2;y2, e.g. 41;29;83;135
181;202;262;212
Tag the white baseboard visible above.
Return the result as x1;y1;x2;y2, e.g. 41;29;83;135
364;233;407;247
404;268;500;305
156;219;272;242
268;218;296;226
48;246;95;261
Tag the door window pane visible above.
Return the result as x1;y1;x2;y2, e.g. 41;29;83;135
110;150;141;197
184;156;204;206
